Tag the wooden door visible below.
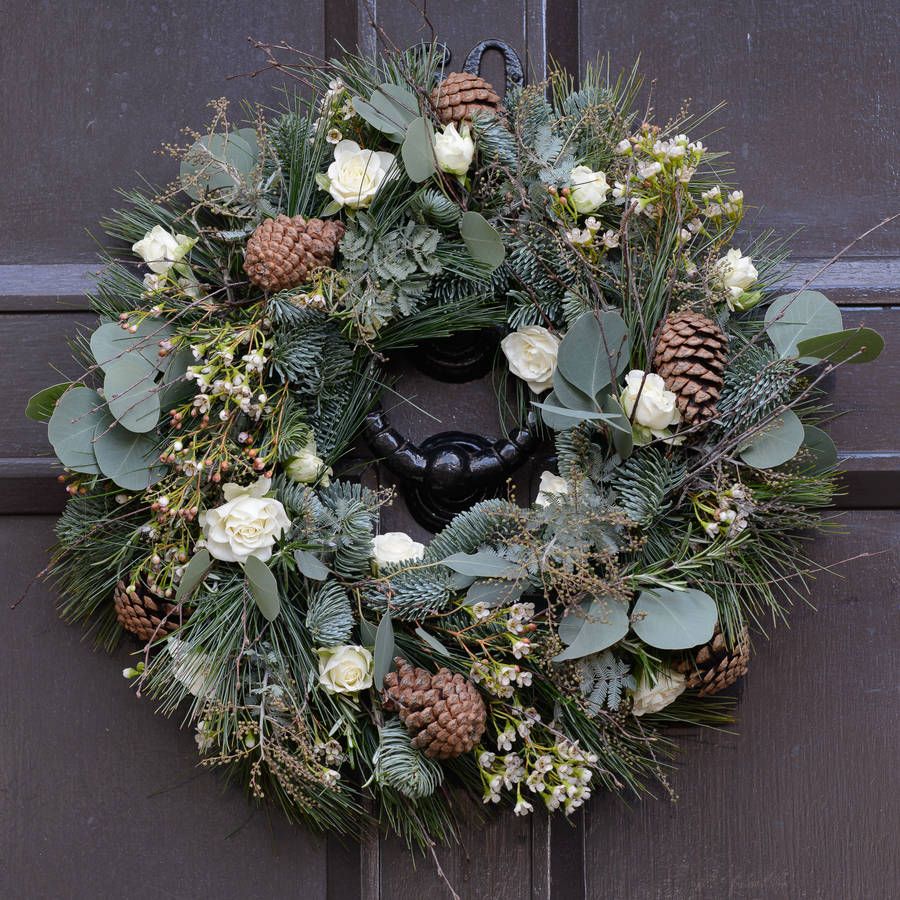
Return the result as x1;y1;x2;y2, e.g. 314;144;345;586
2;2;897;898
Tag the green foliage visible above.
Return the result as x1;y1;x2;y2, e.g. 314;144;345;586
268;103;333;217
410;188;462;228
305;581;354;645
610;448;686;525
578;651;635;713
374;721;444;799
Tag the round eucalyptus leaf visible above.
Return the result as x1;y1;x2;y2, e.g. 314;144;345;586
795;327;884;365
91;320;170;373
26;382;72;422
47;387;109;474
244;555;281;623
739;408;804;469
459;211;505;269
764;291;843;362
552;367;597;411
603;394;633;460
180;132;256;200
557;310;630;400
631;588;717;650
801;425;838;473
553;597;630;662
104;356;161;433
93;421;165;490
401;116;436;182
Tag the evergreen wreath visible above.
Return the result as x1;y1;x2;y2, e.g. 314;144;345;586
27;42;884;850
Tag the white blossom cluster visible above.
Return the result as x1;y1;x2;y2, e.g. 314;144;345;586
470;659;533;698
566;215;620;250
478;713;599;815
698;483;755;538
312;77;356;145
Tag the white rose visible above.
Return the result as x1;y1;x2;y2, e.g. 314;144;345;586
132;225;195;275
285;438;332;486
317;645;373;694
500;325;561;394
631;669;686;716
535;471;568;507
326;139;395;209
621;370;681;434
569;165;609;214
713;248;758;304
373;531;426;567
199;476;290;564
433;123;475;175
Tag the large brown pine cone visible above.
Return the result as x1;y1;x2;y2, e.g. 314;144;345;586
383;658;487;759
243;215;345;293
675;624;750;696
653;310;729;425
430;71;502;124
113;580;186;642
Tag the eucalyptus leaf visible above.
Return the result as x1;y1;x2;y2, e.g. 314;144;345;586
557;310;630;400
104;356;161;433
91;320;170;373
352;97;406;141
764;290;843;362
532;399;621;432
359;617;378;647
448;571;477;590
175;549;211;604
401;116;436;182
801;425;838;472
631;588;717;650
795;327;884;364
603;395;633;459
244;555;281;622
553;597;630;662
738;409;804;469
93;421;165;490
465;579;526;607
47;388;108;474
373;83;420;124
441;549;524;578
414;626;451;657
374;613;395;688
26;382;72;422
180;132;257;200
294;549;330;581
552;367;597;411
459;211;505;269
158;348;195;408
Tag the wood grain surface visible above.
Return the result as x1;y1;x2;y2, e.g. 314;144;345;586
2;2;898;898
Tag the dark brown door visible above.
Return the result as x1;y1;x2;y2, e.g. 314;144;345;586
2;2;897;898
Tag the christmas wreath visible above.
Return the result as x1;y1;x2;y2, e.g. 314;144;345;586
27;43;884;849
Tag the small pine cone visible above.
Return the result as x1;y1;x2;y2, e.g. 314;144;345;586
244;214;345;293
430;71;502;125
383;658;487;759
675;625;750;696
113;580;186;642
653;310;729;425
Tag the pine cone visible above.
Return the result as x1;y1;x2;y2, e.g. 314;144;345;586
675;625;750;696
383;658;487;759
430;71;502;125
653;310;729;425
244;215;345;293
113;580;187;642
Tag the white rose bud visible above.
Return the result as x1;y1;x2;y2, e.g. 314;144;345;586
500;325;561;394
326;139;395;209
372;532;426;567
568;165;610;214
620;370;682;434
433;122;475;176
198;476;290;564
132;225;196;275
713;248;758;305
285;437;332;486
535;471;568;507
317;645;374;695
631;669;687;716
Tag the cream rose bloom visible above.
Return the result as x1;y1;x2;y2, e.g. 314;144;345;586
501;325;561;394
631;669;687;716
132;225;195;274
285;437;332;486
373;532;426;567
199;476;290;564
535;471;569;507
317;645;373;695
713;248;758;304
621;370;681;434
569;165;610;214
327;139;395;209
433;123;475;175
